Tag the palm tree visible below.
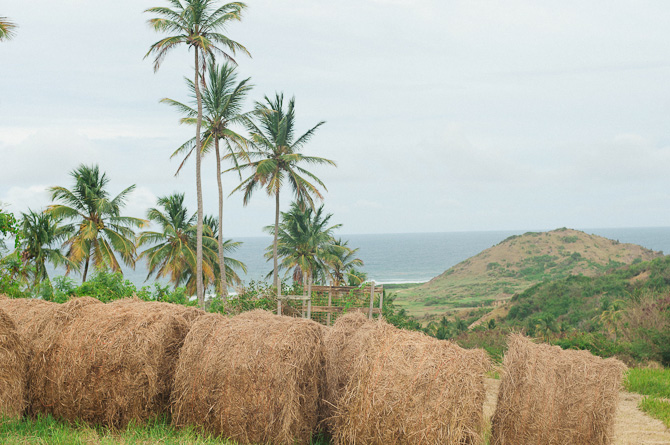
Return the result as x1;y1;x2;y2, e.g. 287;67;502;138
161;60;252;304
265;202;340;290
228;94;336;297
0;17;17;41
47;164;147;282
16;210;73;287
145;0;250;308
328;238;364;286
203;215;246;292
138;194;245;297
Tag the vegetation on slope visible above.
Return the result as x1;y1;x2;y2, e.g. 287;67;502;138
456;255;670;365
396;228;662;320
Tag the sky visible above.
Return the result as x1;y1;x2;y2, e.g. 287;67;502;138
1;0;670;237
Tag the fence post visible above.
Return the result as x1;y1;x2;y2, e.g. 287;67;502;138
368;282;375;319
277;278;282;315
379;286;384;316
327;284;333;326
307;275;312;319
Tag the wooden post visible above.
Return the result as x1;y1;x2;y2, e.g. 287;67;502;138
368;282;375;319
327;284;333;326
277;277;282;315
307;274;312;320
379;286;384;315
302;272;307;318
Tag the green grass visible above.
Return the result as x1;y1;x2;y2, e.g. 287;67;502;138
624;367;670;429
0;415;331;444
625;368;670;399
639;397;670;428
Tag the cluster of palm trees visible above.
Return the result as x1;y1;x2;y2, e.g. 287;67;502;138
268;203;365;290
2;1;364;307
144;0;342;306
2;165;247;298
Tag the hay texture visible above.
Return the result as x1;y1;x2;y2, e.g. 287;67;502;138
491;334;626;445
31;297;191;427
172;309;325;444
324;312;490;444
0;307;29;419
108;297;205;325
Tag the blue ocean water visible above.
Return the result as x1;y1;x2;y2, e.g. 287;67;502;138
111;226;670;287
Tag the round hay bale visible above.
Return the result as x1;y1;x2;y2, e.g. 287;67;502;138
172;309;325;444
0;297;57;338
324;312;490;444
490;334;627;445
0;307;29;419
29;298;192;427
108;297;205;326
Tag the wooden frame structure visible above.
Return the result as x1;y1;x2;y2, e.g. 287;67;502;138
277;283;384;325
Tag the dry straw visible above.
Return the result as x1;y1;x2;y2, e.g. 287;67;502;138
324;312;490;444
0;306;29;419
37;297;197;427
172;309;325;444
491;334;627;445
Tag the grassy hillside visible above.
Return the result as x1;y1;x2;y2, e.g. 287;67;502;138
396;228;662;320
455;255;670;365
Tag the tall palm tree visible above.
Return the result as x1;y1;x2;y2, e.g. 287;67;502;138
265;202;340;289
47;164;147;282
16;210;73;287
0;17;17;41
228;94;336;297
138;194;245;297
161;60;252;304
328;238;364;286
145;0;250;308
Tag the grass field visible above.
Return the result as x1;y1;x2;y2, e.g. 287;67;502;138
0;415;330;445
625;367;670;428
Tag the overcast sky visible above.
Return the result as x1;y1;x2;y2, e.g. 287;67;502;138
1;0;669;236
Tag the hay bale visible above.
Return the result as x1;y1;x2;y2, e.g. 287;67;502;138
172;309;325;444
108;297;205;325
324;312;490;444
490;334;627;445
0;307;29;419
0;296;57;339
31;298;191;427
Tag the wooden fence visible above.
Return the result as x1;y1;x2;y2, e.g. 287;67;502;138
277;283;384;326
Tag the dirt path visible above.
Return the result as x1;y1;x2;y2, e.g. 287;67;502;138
484;378;670;444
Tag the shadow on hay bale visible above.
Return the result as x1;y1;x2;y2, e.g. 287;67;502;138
172;309;325;445
491;334;627;445
324;312;490;445
0;306;29;419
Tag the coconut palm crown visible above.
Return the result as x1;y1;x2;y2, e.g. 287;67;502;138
47;164;147;282
264;202;341;286
0;17;17;41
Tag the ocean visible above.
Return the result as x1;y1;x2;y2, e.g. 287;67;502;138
105;226;670;288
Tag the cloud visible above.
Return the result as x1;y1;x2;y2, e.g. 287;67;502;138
0;185;51;215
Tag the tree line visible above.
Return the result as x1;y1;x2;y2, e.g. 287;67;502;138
0;2;365;308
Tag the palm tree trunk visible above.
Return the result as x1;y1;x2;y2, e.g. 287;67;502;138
194;47;205;309
214;138;230;309
82;255;90;283
273;189;280;295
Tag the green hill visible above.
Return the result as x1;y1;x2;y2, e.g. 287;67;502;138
395;228;662;320
457;255;670;365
